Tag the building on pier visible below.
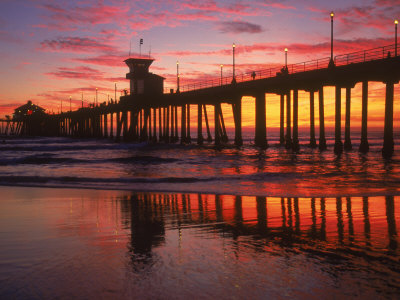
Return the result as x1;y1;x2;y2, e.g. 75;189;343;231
124;58;165;97
13;101;46;120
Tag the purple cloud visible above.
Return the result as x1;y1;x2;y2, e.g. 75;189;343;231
40;36;116;53
217;21;264;34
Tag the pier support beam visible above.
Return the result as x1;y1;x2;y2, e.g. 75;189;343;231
152;108;157;142
382;81;395;157
232;97;243;146
292;90;299;152
141;109;149;141
197;104;203;145
174;106;178;142
110;112;113;138
218;104;228;143
309;91;317;147
203;105;212;142
158;107;162;142
128;110;135;141
255;92;267;147
334;86;343;154
344;87;352;150
122;110;128;141
285;91;292;149
214;104;221;145
148;108;152;140
170;106;174;141
318;87;327;150
104;114;108;138
280;94;285;146
359;81;369;153
116;111;122;141
165;106;170;143
186;104;191;143
181;105;187;143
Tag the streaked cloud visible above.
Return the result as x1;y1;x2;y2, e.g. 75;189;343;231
40;36;117;53
217;21;264;34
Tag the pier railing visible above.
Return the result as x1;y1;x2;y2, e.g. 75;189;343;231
168;44;397;93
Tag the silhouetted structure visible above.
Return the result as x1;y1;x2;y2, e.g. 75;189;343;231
15;44;400;157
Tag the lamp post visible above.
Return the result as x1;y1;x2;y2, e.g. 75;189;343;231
61;99;62;113
395;19;398;56
220;64;223;85
285;48;288;69
232;43;236;83
177;61;180;92
114;82;117;103
96;88;98;106
330;11;334;66
69;96;71;112
81;92;83;108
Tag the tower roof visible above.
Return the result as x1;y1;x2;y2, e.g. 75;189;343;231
124;57;155;73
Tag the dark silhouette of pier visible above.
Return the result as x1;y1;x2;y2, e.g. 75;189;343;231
5;44;400;157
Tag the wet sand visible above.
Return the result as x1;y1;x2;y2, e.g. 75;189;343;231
1;186;399;299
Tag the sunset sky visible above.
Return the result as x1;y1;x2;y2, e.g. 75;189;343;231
0;0;399;130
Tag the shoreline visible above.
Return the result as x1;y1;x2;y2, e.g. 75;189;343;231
1;183;399;199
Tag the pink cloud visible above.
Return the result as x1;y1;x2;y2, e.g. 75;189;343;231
72;53;129;67
162;37;392;58
40;36;117;53
217;21;264;34
45;66;105;81
40;2;130;28
262;3;296;10
181;1;261;17
45;65;125;83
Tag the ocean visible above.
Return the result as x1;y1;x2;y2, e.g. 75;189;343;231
0;131;400;299
0;130;399;196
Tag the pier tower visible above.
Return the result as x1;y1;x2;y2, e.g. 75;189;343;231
124;58;164;97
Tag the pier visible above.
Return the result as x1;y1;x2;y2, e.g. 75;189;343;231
6;44;400;157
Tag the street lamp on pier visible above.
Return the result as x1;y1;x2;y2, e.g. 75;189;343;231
177;61;180;92
329;11;335;67
69;96;71;112
395;19;398;56
114;82;117;103
285;48;288;69
220;64;223;85
232;43;236;84
96;88;98;106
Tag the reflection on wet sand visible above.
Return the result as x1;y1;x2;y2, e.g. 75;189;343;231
1;189;399;299
120;194;399;258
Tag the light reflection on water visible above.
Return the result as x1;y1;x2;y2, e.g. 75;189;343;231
0;187;399;299
0;135;399;196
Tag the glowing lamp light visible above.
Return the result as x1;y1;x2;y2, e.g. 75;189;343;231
395;20;398;25
330;11;334;18
285;48;288;52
